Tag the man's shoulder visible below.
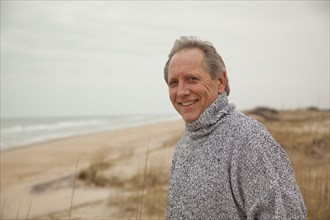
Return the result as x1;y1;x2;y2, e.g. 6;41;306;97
224;110;281;152
219;110;277;146
225;110;267;133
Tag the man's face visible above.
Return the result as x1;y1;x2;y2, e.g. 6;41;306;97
168;48;225;123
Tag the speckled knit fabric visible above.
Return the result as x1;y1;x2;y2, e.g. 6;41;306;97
167;93;307;219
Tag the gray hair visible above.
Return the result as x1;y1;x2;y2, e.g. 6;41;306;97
164;36;230;95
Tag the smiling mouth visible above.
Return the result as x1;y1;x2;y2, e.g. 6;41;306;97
179;100;198;106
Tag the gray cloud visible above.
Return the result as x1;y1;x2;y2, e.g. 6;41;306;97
1;1;329;117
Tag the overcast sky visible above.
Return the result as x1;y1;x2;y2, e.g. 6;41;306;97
1;1;329;117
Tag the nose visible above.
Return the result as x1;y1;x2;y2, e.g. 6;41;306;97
177;81;190;97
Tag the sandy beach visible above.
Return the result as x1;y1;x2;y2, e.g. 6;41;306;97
1;119;185;219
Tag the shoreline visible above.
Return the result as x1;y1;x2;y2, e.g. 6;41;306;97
1;116;181;152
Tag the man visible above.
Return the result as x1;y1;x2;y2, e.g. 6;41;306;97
164;36;306;219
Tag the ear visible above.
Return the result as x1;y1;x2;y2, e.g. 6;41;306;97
217;72;227;94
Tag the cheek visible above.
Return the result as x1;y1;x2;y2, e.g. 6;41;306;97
169;88;176;102
202;85;219;104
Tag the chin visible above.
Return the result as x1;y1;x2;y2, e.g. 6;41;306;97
182;114;199;123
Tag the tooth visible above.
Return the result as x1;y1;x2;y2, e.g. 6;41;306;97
182;101;194;106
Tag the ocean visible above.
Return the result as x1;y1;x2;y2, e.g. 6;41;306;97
0;115;179;151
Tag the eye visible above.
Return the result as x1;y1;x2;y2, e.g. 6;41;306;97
169;80;178;87
188;76;199;82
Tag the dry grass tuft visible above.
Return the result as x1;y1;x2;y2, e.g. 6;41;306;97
107;167;170;219
77;149;118;187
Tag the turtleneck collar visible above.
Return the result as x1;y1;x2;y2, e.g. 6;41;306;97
186;93;235;139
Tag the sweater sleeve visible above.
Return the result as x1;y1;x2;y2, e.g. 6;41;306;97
230;128;307;220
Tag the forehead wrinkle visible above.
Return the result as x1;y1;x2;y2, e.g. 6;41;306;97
168;48;205;79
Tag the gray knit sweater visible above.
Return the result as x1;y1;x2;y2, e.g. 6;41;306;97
167;93;307;219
